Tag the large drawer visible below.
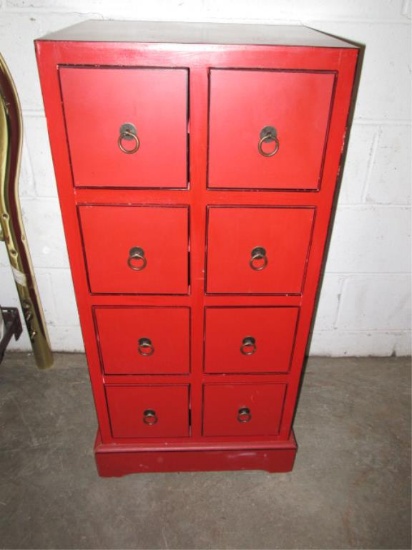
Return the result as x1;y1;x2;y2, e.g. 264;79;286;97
208;69;335;190
60;67;188;188
106;385;190;438
95;307;190;375
204;307;298;373
79;205;189;294
203;383;286;437
206;206;315;294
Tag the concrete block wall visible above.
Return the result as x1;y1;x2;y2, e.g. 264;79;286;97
0;0;410;356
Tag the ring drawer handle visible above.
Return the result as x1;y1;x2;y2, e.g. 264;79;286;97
127;247;147;271
118;122;140;154
240;336;257;356
258;125;279;157
249;246;268;271
143;409;158;425
138;337;155;357
237;407;252;423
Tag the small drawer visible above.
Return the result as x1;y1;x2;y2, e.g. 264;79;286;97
60;67;188;188
203;383;286;437
95;307;190;375
206;207;314;294
79;205;189;294
204;307;298;374
106;385;190;438
208;69;335;190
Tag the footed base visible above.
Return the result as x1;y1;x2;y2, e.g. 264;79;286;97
94;433;297;477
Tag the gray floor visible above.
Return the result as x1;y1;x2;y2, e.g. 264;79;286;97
0;353;410;550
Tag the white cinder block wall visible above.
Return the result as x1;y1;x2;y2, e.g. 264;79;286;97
0;0;410;356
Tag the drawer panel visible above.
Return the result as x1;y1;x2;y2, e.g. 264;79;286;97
79;205;189;294
203;383;286;437
208;69;335;190
106;385;190;438
95;307;190;375
206;207;314;294
60;67;188;188
204;307;298;373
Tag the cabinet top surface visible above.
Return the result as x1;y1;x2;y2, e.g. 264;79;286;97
37;20;356;49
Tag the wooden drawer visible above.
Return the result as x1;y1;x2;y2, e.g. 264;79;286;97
79;205;189;294
60;67;188;188
204;307;298;374
203;383;286;437
206;207;314;294
106;385;190;438
208;69;335;190
95;307;190;375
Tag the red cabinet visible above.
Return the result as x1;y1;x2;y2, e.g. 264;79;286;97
35;21;359;476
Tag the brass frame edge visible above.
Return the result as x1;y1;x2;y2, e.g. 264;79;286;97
0;53;53;369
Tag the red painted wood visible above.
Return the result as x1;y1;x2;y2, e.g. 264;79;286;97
203;383;286;437
60;67;188;188
204;307;299;373
209;69;335;190
95;306;190;375
35;23;359;474
206;207;315;294
105;385;190;438
94;431;297;476
78;205;189;294
186;65;209;439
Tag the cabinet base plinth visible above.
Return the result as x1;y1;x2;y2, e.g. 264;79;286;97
94;432;297;476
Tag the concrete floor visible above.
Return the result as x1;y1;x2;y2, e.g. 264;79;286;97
0;353;410;549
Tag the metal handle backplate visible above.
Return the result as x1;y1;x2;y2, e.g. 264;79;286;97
249;246;268;271
240;336;257;356
118;122;140;154
237;407;252;423
138;337;154;357
143;409;158;425
258;125;279;157
127;247;147;271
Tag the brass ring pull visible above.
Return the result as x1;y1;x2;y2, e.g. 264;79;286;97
143;409;158;425
138;337;154;357
258;125;279;157
240;336;257;356
237;407;252;423
127;247;147;271
118;122;140;154
249;246;268;271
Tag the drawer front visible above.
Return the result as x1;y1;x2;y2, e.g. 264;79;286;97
79;205;189;294
208;69;335;190
206;207;314;294
60;67;188;188
106;385;190;438
203;383;286;437
204;307;298;374
95;307;190;375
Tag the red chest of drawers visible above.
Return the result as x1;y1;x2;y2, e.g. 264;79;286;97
35;21;359;476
